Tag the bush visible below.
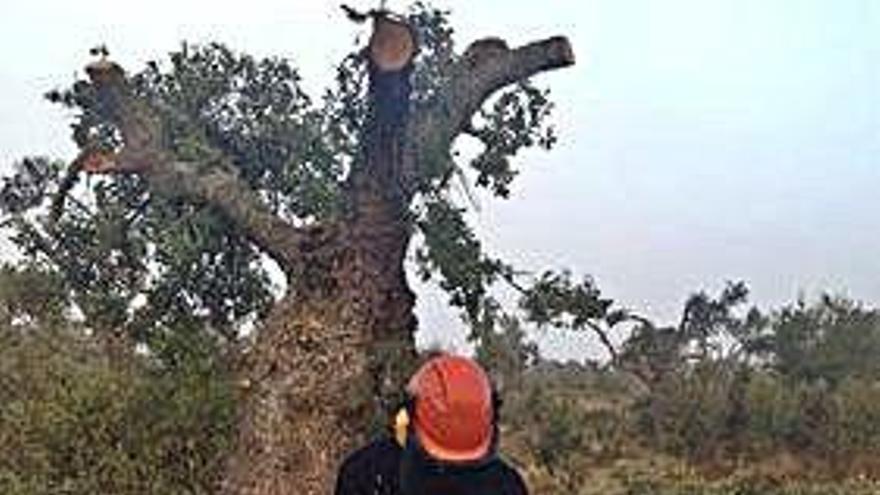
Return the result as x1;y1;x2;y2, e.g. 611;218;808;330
635;362;880;478
0;325;236;495
635;362;742;460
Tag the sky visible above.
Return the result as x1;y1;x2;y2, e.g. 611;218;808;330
1;0;878;360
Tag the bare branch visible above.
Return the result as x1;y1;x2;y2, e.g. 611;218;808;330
76;60;311;274
585;320;620;364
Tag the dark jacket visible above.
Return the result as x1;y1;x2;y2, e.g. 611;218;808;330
334;436;528;495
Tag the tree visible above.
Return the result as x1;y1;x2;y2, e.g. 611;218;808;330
2;4;585;494
750;295;880;385
619;281;760;385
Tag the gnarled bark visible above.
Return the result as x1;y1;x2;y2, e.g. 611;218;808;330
222;176;419;495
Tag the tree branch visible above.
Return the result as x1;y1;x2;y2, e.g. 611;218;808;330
145;160;313;272
403;35;575;193
76;60;311;274
448;36;574;133
498;268;621;363
585;320;620;364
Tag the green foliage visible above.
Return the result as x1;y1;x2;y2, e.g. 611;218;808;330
635;362;742;459
414;199;507;317
8;3;880;494
519;270;612;330
0;265;68;325
408;2;457;107
467;81;557;198
0;267;235;495
532;396;586;481
0;5;584;493
498;361;637;495
506;380;593;492
620;281;761;384
740;373;804;451
488;290;880;495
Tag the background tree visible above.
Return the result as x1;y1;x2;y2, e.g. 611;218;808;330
751;295;880;385
619;281;760;385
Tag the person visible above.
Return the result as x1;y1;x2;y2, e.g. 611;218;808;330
334;353;529;495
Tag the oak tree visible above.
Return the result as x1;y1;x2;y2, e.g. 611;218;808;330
0;4;627;494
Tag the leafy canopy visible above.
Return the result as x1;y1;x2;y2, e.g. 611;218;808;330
2;3;608;356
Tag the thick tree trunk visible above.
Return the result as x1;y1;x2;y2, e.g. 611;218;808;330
220;201;419;495
220;232;417;494
219;169;421;494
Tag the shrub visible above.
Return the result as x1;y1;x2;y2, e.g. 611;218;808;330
0;325;236;495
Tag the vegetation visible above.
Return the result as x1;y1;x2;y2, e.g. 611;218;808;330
0;268;235;494
485;287;880;494
3;265;880;494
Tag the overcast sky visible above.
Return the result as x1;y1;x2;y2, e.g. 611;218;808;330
1;1;878;360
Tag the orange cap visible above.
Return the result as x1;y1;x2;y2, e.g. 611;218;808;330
406;354;494;462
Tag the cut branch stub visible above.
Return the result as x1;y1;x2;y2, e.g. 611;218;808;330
77;150;120;174
368;15;416;72
82;58;164;173
85;59;126;85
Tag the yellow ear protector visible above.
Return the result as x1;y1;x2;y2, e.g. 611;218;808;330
392;393;417;448
394;406;410;448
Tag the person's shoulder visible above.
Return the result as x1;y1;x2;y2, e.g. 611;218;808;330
339;436;401;473
336;436;401;495
492;458;529;495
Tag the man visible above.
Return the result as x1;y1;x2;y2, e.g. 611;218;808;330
335;353;529;495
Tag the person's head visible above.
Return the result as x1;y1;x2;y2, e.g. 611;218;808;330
396;353;498;464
